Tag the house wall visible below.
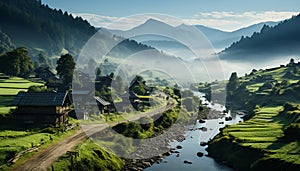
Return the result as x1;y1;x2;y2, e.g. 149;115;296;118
14;106;70;126
17;106;56;114
17;106;69;114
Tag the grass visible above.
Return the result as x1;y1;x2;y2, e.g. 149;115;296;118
206;63;300;170
0;120;80;169
51;139;125;171
208;106;300;170
246;83;264;92
0;75;44;115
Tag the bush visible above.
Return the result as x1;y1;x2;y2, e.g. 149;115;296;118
284;123;300;138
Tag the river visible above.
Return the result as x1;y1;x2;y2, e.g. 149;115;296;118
144;92;243;171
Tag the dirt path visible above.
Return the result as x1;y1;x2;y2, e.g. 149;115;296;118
14;101;175;171
13;124;106;171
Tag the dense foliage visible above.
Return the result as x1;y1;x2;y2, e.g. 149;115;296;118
56;54;76;86
207;60;300;171
221;14;300;60
0;0;95;56
0;47;33;78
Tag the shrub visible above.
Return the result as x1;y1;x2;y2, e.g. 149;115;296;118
284;123;300;138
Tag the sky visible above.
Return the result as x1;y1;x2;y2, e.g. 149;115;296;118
42;0;300;31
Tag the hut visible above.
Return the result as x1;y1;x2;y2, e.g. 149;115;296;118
12;91;72;126
94;96;111;114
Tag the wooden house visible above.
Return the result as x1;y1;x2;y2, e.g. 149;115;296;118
94;96;111;114
12;92;72;126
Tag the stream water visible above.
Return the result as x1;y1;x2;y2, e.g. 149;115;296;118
144;92;243;171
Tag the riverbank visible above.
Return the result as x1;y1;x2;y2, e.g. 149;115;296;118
122;124;186;171
123;105;229;171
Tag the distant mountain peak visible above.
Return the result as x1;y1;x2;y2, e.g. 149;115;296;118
176;23;191;30
143;18;167;25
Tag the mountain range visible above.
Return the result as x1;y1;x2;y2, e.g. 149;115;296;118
109;18;278;59
219;14;300;62
0;0;156;67
0;0;96;57
1;0;300;80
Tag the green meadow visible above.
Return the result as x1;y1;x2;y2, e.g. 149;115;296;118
205;61;300;170
0;74;43;115
0;124;79;170
208;106;300;170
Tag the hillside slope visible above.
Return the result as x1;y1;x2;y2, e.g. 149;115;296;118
0;0;95;56
220;14;300;61
0;0;153;60
207;60;300;170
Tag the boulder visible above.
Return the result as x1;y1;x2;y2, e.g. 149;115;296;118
200;142;207;146
225;116;233;121
199;119;206;123
142;162;151;167
184;160;192;164
164;151;171;156
197;152;204;157
200;127;208;131
176;145;183;149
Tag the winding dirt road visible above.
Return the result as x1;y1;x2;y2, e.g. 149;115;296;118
13;101;175;171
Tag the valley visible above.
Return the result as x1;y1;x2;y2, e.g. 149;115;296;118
1;0;300;171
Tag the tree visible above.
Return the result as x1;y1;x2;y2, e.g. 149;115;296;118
96;68;102;76
109;72;114;79
227;72;240;91
56;54;76;86
0;47;33;78
287;58;295;67
132;85;146;95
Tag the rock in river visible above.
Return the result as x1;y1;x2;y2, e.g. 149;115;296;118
200;141;207;146
184;160;192;164
176;145;183;149
197;152;204;157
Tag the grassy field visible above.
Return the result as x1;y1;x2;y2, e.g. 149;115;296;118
0;121;79;169
208;106;300;170
0;75;44;115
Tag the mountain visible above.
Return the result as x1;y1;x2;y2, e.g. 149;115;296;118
110;19;278;59
219;14;300;62
0;0;158;69
0;0;97;56
0;31;15;54
193;21;278;49
110;18;217;61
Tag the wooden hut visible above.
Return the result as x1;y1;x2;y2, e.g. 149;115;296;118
12;91;72;126
94;96;111;114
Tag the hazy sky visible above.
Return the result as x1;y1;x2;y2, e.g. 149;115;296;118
42;0;300;31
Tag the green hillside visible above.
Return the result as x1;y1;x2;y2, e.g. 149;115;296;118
206;59;300;170
220;14;300;61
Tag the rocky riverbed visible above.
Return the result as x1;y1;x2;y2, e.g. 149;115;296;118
122;106;226;171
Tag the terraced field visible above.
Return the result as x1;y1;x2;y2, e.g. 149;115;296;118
0;75;43;115
208;106;300;170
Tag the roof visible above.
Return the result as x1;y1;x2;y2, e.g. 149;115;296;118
72;90;91;95
94;96;110;106
12;92;70;106
137;95;152;99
